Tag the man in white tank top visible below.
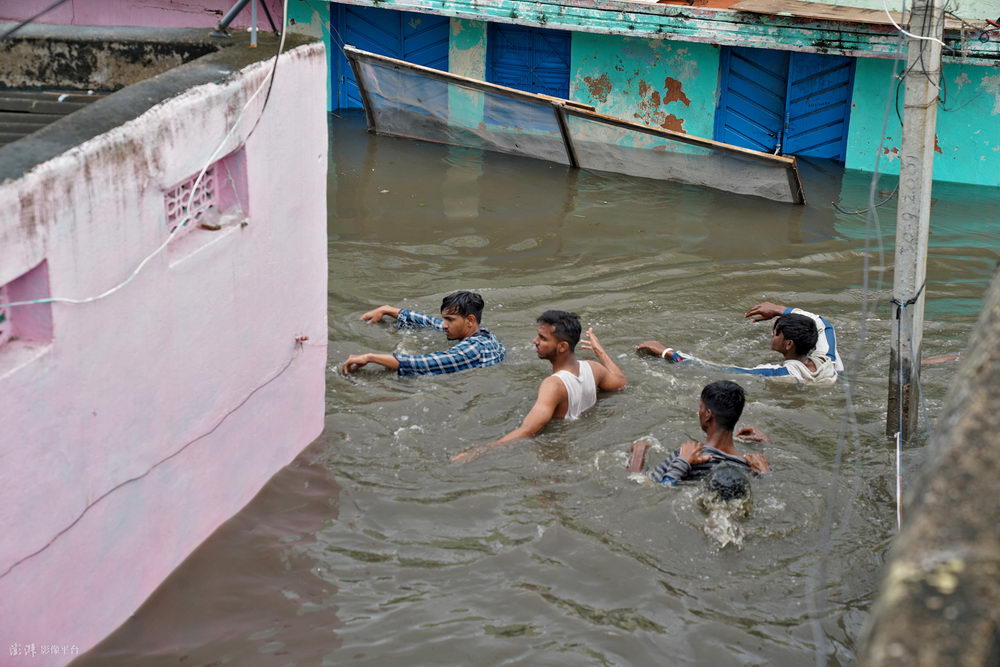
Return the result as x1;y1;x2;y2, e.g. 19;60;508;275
453;310;627;463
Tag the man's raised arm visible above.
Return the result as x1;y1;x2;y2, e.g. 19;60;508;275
451;377;564;464
579;328;627;391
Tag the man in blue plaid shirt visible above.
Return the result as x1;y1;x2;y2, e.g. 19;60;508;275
341;291;505;376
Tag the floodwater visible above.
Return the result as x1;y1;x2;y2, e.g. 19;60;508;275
80;114;999;666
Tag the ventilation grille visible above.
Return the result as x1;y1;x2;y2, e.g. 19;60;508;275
164;166;218;232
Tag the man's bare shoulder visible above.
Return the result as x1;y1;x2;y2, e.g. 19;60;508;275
584;359;610;379
539;374;567;393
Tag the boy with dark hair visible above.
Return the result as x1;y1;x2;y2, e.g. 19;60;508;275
628;380;770;484
452;310;627;463
341;291;505;376
637;301;842;385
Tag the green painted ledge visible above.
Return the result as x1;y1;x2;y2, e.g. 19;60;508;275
328;0;1000;65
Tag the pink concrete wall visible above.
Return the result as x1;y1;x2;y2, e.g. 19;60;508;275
0;42;328;665
0;0;284;30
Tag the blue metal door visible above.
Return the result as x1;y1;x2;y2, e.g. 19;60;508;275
782;52;855;159
332;5;449;110
715;47;789;153
486;24;571;98
715;47;855;160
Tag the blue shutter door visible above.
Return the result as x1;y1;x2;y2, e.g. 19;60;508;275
715;47;855;161
486;25;534;92
714;46;789;154
531;30;571;98
782;53;855;160
332;5;449;110
486;24;571;97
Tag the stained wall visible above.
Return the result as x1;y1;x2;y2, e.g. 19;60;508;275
0;36;328;665
846;57;1000;187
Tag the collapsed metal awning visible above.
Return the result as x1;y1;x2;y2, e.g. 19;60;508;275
344;45;805;204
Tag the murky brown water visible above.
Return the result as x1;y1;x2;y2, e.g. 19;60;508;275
79;114;999;666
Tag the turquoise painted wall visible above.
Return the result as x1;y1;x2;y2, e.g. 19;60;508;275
448;18;486;123
570;33;719;143
288;0;335;111
449;18;486;79
809;0;994;19
846;58;1000;187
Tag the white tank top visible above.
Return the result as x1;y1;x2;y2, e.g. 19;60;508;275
553;361;597;421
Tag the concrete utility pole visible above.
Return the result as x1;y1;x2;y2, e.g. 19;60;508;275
887;0;944;440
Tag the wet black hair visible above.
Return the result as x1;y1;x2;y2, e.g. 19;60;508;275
773;313;819;356
706;463;752;501
700;380;745;431
440;291;485;324
536;310;582;351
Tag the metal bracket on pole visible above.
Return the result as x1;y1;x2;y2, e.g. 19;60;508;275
211;0;279;39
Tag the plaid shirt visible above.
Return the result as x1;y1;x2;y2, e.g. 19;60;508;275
393;309;505;376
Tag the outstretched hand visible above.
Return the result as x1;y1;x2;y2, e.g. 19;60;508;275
736;426;770;444
743;452;770;474
451;443;492;465
579;328;607;357
679;440;712;465
636;340;670;358
341;353;370;375
744;302;786;322
360;306;390;324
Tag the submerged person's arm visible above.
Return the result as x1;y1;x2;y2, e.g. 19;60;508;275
395;338;482;376
452;377;564;464
360;305;446;331
649;441;712;485
341;353;400;374
745;301;842;371
637;340;800;381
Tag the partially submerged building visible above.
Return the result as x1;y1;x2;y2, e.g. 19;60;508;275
0;24;327;664
291;0;1000;188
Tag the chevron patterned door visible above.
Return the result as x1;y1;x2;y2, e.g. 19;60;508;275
715;47;855;160
332;5;449;110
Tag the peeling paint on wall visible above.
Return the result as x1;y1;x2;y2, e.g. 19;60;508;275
571;32;717;146
982;74;1000;115
663;77;690;105
450;18;486;79
449;19;487;125
583;73;612;102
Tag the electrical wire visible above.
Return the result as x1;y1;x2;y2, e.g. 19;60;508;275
0;336;325;581
0;0;291;312
807;42;903;666
832;185;897;215
881;0;950;48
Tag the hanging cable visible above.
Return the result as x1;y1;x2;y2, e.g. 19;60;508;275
0;0;291;312
881;0;950;48
807;41;904;666
889;280;925;528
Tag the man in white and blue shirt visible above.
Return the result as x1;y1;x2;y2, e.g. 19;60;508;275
341;291;505;377
637;301;843;385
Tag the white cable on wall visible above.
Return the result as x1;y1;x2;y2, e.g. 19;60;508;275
0;0;290;310
882;0;949;48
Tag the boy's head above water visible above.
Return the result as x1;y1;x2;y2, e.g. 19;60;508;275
699;380;746;433
439;291;485;340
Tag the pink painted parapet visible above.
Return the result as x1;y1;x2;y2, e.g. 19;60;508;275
0;40;328;665
0;0;284;30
